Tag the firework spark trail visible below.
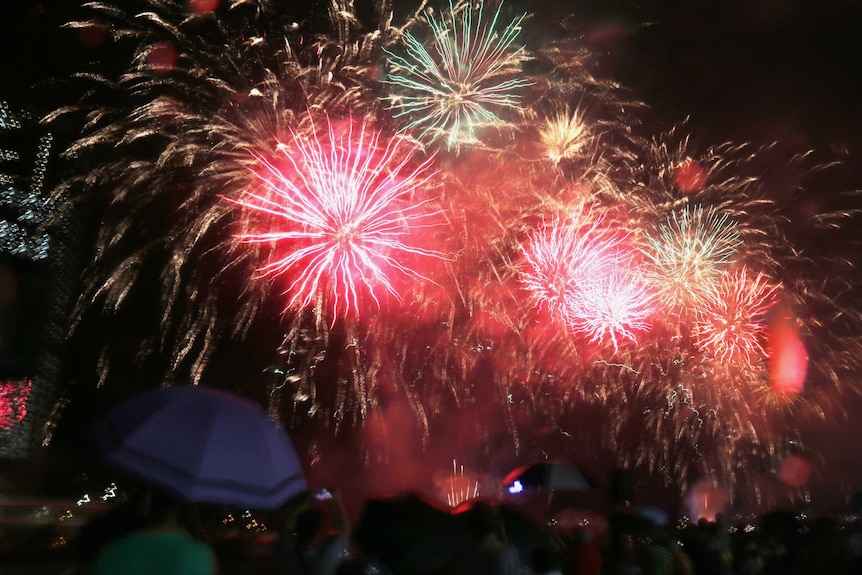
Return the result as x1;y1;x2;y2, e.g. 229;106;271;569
565;259;654;353
518;205;619;320
45;0;862;506
539;107;591;164
233;116;443;317
384;0;531;149
692;267;779;366
642;206;743;313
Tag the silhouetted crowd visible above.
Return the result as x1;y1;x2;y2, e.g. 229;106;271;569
71;487;862;575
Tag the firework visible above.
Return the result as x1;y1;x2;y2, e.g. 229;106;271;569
642;206;743;313
564;261;654;353
519;207;654;352
384;0;531;149
44;0;406;385
692;267;779;366
538;107;590;164
435;459;481;508
518;206;618;321
45;0;862;509
233;117;442;317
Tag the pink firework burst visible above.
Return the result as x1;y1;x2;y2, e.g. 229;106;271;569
519;207;617;320
519;208;653;351
692;267;779;365
234;117;442;317
565;260;654;353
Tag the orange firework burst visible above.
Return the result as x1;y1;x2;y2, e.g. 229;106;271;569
692;268;779;366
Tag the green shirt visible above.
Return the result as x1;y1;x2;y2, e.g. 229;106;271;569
94;530;216;575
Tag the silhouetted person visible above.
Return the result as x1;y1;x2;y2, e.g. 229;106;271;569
72;497;144;568
526;544;563;574
563;527;602;575
449;502;522;575
275;489;351;575
92;488;216;575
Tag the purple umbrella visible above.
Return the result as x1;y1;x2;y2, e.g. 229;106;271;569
91;385;307;510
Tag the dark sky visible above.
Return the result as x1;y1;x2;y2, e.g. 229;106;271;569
3;0;860;132
2;0;862;512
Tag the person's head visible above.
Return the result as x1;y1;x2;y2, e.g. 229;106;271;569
529;544;558;574
141;487;210;539
462;502;503;540
566;526;593;545
295;507;325;545
141;487;182;528
335;557;391;575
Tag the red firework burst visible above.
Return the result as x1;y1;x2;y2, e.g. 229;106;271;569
234;117;442;317
692;267;779;365
565;261;654;352
519;207;617;320
519;208;654;351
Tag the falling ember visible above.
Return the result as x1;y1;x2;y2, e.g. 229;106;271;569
768;314;808;396
234;117;443;318
692;268;779;365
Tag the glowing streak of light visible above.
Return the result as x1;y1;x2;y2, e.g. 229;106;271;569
642;206;742;312
233;117;443;318
692;267;779;365
594;360;641;375
519;209;653;351
446;459;480;508
384;0;531;149
518;208;619;321
565;263;654;352
539;108;589;163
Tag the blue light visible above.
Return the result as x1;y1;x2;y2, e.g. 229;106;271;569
508;480;523;494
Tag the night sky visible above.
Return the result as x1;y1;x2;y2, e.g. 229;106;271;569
2;0;862;516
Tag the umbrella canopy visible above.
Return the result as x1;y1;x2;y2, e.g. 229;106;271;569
91;385;307;510
503;460;597;493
